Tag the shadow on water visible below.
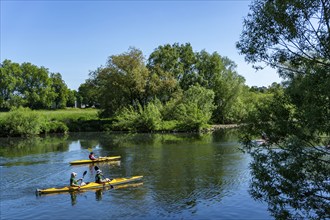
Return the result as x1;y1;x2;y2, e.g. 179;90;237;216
244;140;330;220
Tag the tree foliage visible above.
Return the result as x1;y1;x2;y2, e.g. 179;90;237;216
0;59;75;110
148;44;246;123
0;60;24;109
2;107;45;136
19;62;55;109
112;99;163;132
147;43;196;90
174;85;215;131
92;48;150;117
237;0;330;218
78;79;99;107
50;73;69;109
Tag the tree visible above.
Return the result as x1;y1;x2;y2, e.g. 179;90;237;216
195;51;246;123
0;60;24;110
66;89;78;108
78;79;99;107
237;0;330;218
94;47;150;117
50;73;69;109
19;63;55;109
145;65;181;105
147;43;197;90
148;45;247;124
174;84;215;131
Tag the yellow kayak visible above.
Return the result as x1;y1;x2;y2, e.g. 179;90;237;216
36;175;143;194
69;156;121;165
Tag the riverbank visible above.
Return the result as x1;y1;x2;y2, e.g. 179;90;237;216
0;108;239;137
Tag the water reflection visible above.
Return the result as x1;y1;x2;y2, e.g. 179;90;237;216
70;191;102;206
70;161;121;171
70;192;78;206
245;142;330;219
1;130;269;219
0;135;70;158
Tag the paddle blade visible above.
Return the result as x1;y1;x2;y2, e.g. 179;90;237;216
94;166;99;171
83;171;87;177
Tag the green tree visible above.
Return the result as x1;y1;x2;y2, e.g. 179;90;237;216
147;43;197;90
146;65;180;105
78;79;99;107
50;73;69;109
194;51;246;123
174;85;215;131
0;60;24;110
19;63;55;109
237;0;330;218
94;47;150;117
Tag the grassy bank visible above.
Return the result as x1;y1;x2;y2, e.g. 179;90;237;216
36;108;99;121
0;108;233;137
0;108;99;121
0;108;107;137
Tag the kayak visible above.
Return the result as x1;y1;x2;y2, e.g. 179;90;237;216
36;175;143;194
69;156;121;165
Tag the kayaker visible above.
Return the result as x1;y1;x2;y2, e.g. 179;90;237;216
70;172;86;187
89;152;97;160
95;170;111;183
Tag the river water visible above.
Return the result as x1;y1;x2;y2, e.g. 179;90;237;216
0;130;272;219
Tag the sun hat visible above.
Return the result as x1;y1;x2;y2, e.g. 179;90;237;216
71;172;77;176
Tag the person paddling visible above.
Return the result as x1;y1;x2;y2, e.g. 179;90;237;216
89;152;97;160
95;170;111;183
70;172;86;187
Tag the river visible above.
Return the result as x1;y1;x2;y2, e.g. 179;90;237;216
0;130;272;219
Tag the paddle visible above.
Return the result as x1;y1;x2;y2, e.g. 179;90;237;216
80;171;87;186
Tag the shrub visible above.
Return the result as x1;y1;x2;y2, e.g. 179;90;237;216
112;100;163;132
174;85;215;131
2;107;45;137
43;121;69;133
136;101;162;132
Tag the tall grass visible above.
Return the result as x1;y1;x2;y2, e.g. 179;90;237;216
0;108;100;137
36;108;99;121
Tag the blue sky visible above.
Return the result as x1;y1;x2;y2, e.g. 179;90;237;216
1;0;281;90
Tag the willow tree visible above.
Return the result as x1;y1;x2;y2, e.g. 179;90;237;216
237;0;330;219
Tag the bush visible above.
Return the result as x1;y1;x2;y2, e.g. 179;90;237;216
112;100;163;132
174;85;215;131
2;107;45;137
43;121;69;133
175;103;210;131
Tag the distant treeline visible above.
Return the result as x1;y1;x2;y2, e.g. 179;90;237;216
0;59;81;110
0;43;282;134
